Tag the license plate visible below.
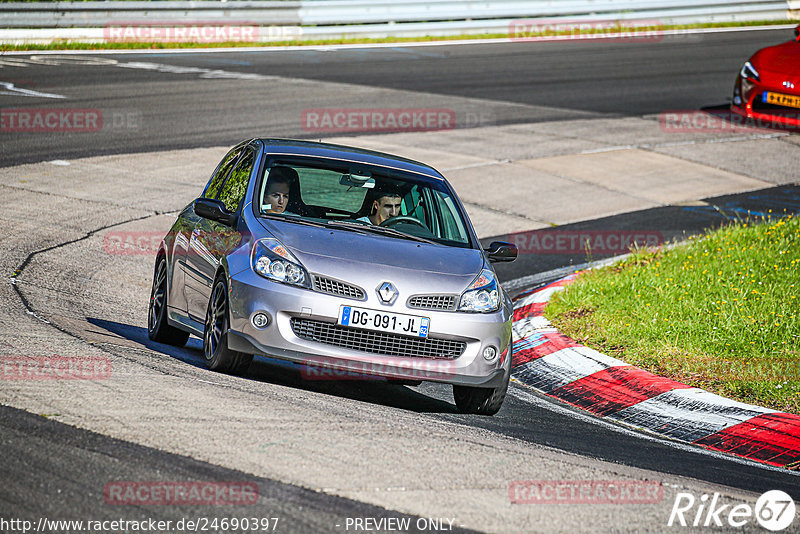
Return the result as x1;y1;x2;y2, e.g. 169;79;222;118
338;306;430;338
763;91;800;109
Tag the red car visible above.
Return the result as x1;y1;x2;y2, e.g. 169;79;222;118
732;25;800;128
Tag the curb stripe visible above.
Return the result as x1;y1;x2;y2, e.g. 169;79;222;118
512;315;553;341
512;302;546;322
515;286;559;306
512;331;584;366
512;274;578;308
512;346;626;394
512;287;538;302
693;413;800;468
548;366;692;417
510;273;800;469
605;388;775;443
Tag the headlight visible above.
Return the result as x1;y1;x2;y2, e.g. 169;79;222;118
252;238;310;288
732;82;742;106
459;268;501;313
740;61;759;81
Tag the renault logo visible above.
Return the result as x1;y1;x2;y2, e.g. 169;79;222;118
376;281;398;305
783;81;795;89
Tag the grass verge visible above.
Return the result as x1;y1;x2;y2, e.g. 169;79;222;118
546;215;800;414
0;19;794;52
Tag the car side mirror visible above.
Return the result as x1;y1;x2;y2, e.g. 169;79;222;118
194;198;237;227
485;241;518;263
795;24;800;42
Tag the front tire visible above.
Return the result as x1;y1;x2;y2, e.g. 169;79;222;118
453;371;510;416
203;276;253;375
148;256;189;346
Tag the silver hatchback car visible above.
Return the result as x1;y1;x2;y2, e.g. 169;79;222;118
148;139;517;415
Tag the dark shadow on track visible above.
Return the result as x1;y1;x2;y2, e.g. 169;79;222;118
431;382;800;496
0;404;478;533
87;317;207;368
87;318;458;415
82;321;800;499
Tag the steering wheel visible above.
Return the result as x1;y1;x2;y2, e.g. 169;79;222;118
379;216;427;229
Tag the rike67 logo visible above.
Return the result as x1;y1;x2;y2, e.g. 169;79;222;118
668;490;796;531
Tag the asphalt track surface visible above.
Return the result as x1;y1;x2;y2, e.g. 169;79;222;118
0;28;788;167
1;405;478;534
2;29;800;532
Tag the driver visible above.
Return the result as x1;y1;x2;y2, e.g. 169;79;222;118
262;166;298;215
358;189;402;225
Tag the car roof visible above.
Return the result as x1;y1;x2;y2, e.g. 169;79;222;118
253;138;445;181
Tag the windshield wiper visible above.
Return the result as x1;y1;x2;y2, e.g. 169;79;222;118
368;225;437;244
259;214;328;229
323;220;372;235
262;216;436;244
327;220;436;244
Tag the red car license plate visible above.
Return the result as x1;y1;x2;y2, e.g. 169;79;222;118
763;91;800;109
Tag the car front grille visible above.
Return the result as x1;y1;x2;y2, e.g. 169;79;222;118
312;275;365;300
290;318;465;359
407;294;458;311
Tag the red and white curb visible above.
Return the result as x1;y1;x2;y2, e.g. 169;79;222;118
511;274;800;470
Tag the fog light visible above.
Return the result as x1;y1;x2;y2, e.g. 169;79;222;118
252;312;270;329
483;346;498;361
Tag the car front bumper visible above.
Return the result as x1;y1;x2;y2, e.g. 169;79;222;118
226;268;512;387
731;74;800;129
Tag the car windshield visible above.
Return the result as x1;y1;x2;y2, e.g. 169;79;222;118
256;156;472;247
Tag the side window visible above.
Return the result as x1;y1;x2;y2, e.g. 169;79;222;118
436;190;467;241
204;149;241;200
218;149;255;213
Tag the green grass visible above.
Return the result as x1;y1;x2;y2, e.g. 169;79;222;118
0;19;794;52
546;214;800;414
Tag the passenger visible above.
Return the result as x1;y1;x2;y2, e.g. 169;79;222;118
262;167;298;215
357;189;402;225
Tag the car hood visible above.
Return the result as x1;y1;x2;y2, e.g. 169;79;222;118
256;218;485;292
752;41;800;82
